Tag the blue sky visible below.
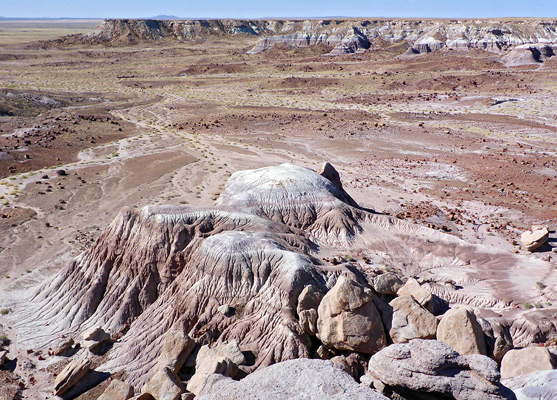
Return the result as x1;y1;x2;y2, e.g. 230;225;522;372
1;0;555;19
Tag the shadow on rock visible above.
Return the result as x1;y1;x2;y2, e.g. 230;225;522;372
61;370;110;400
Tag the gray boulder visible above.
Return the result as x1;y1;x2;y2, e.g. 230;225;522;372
373;272;403;296
503;369;557;400
197;358;389;399
367;339;504;400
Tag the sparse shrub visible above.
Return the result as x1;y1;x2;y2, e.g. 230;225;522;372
0;309;9;315
536;281;547;289
523;301;533;309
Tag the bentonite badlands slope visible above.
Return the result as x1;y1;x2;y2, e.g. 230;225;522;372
11;162;555;398
63;18;557;61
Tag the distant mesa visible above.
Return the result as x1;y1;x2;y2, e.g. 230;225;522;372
48;18;557;62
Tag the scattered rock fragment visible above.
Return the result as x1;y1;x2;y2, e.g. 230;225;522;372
316;345;331;360
216;304;232;316
500;346;556;379
82;326;111;351
330;353;364;379
520;227;549;251
54;337;75;356
53;358;92;396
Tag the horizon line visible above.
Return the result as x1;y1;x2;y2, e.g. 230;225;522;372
2;16;557;20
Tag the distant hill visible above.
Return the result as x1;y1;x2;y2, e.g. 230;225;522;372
0;17;102;21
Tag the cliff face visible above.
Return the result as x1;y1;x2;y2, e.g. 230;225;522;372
71;18;557;57
248;19;557;56
75;19;300;46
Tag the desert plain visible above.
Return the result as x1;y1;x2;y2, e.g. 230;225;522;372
0;18;556;400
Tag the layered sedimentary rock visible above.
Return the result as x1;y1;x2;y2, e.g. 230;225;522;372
248;19;557;55
59;19;557;57
502;44;557;66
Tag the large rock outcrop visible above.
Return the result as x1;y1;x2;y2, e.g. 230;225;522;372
196;358;389;400
367;339;505;400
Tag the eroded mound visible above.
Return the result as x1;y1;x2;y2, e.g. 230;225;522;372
15;162;555;391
